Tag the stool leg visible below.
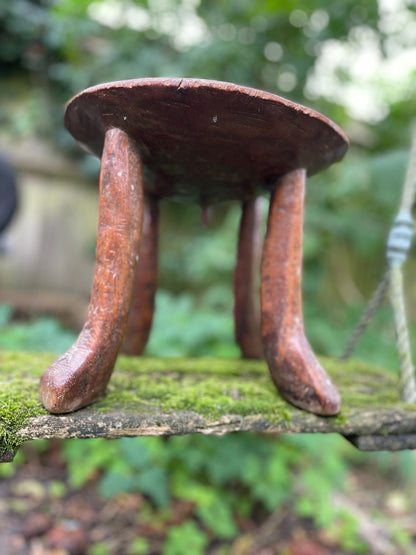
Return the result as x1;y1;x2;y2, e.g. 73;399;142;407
122;195;159;355
261;168;341;415
234;197;263;359
39;128;144;413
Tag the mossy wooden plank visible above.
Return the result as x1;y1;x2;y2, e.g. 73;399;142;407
1;351;416;459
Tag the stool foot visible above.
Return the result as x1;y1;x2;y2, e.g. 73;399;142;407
234;197;263;359
261;169;341;415
39;128;144;413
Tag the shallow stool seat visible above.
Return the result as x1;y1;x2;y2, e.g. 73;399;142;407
39;78;348;415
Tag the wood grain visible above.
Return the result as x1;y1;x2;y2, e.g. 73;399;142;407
122;195;159;355
261;169;341;415
39;128;144;413
64;78;348;204
234;197;263;359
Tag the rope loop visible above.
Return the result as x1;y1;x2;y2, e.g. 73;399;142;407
386;210;414;267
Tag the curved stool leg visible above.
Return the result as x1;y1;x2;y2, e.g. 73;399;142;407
122;195;159;355
261;168;341;415
39;128;144;413
234;197;263;359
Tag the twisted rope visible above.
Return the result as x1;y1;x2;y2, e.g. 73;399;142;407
340;268;390;360
388;128;416;402
342;126;416;403
390;265;416;402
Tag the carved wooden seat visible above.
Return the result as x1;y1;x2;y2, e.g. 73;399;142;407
39;78;348;416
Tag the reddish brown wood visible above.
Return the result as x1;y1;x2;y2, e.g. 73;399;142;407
39;128;144;413
234;197;263;359
40;78;349;416
64;78;348;204
122;195;159;355
261;169;341;415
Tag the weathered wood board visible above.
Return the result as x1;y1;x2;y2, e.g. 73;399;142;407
1;351;416;461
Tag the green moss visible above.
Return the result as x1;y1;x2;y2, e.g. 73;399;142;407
99;355;290;420
321;356;402;409
101;354;405;417
0;350;411;456
0;351;53;455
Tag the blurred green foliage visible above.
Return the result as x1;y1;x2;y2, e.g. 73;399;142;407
0;305;77;353
61;433;367;552
1;0;415;149
59;432;413;553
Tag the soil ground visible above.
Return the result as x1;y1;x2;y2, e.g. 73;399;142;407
1;441;415;555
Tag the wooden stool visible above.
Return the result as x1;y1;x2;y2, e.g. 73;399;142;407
39;78;348;416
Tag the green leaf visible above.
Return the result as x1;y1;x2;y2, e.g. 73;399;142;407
163;521;208;555
196;497;237;539
128;537;150;555
99;471;134;498
171;475;216;506
120;438;151;470
135;467;170;507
